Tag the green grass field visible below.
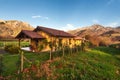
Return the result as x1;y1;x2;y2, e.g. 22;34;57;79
2;51;50;76
1;47;120;79
49;47;120;80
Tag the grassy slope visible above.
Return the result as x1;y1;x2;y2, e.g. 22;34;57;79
2;51;49;76
49;47;120;80
1;47;120;80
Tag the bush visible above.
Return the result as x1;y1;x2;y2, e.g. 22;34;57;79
37;44;44;52
0;42;4;47
99;40;108;46
109;44;120;49
4;45;20;54
85;35;101;47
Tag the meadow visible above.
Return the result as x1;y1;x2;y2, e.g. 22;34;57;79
0;39;30;48
0;45;120;80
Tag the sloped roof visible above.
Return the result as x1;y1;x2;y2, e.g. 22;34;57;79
34;26;75;37
16;30;45;39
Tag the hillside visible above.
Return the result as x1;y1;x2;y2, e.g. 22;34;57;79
68;24;120;43
48;47;120;79
0;20;34;38
2;47;120;79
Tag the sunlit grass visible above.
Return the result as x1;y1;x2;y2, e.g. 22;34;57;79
1;46;120;79
2;51;49;76
50;47;120;80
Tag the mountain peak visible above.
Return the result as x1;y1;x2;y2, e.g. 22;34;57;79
91;24;104;28
89;24;104;29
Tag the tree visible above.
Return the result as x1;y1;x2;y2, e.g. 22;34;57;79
85;35;100;47
99;36;112;47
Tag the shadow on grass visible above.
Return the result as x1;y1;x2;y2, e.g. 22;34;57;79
93;47;120;55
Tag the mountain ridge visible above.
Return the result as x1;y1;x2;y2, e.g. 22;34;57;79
0;20;120;44
68;24;120;44
0;19;34;38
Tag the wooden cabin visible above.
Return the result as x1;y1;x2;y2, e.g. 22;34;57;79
15;30;45;52
16;26;82;52
33;26;75;51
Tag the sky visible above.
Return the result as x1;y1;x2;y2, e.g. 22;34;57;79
0;0;120;31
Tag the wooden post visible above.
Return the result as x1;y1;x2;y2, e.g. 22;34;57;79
18;39;21;47
50;50;52;60
70;44;72;54
21;51;24;72
4;41;5;48
77;45;78;53
62;46;64;57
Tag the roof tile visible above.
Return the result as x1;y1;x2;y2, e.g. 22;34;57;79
34;26;75;37
16;30;44;39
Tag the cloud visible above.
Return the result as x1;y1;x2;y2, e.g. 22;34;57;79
32;15;41;18
92;19;99;23
106;22;119;27
60;24;76;31
44;17;49;20
32;15;49;20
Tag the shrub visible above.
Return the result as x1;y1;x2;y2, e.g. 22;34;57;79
0;42;4;47
109;44;120;49
85;35;100;47
99;40;107;46
37;44;44;52
4;45;20;54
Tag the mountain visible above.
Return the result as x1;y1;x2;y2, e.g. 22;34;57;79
116;26;120;29
69;24;113;36
68;24;120;44
0;20;34;38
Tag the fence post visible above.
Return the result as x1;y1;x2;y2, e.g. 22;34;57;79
62;46;64;57
20;51;24;72
0;55;4;76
